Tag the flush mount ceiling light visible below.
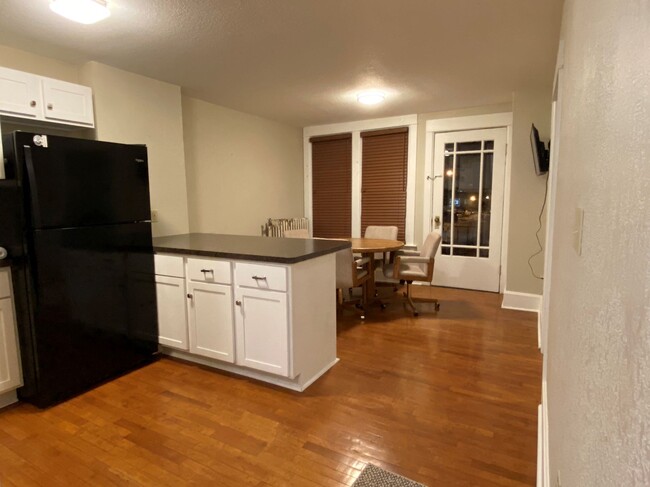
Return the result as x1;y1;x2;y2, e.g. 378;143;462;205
50;0;110;24
357;91;385;105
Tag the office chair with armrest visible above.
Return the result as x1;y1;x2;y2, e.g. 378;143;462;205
363;225;398;262
336;247;371;320
382;232;441;317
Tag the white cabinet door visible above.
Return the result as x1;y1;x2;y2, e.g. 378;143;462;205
155;275;188;351
42;78;94;126
0;297;22;394
234;287;289;377
0;66;41;119
188;281;234;362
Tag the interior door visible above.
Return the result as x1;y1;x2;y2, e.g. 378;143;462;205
431;128;507;292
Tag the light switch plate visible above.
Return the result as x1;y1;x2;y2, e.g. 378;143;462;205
573;208;584;256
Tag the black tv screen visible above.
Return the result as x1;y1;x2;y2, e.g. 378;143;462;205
530;124;550;175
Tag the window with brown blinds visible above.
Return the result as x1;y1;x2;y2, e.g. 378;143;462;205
360;127;408;242
310;133;352;238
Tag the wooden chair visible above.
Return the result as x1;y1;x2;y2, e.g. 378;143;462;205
382;232;441;317
336;247;371;319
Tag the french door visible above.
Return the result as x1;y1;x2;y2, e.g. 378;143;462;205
431;128;507;292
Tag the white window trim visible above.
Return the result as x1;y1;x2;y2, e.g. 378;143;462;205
423;112;513;292
303;114;418;244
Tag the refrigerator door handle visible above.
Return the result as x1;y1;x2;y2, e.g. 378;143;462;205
23;146;43;228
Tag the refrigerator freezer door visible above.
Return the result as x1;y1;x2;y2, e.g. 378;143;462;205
21;222;158;407
17;133;151;229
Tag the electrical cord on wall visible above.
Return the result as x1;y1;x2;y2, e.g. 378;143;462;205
528;171;550;280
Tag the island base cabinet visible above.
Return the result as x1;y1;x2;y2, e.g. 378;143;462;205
188;281;235;363
155;275;188;350
0;297;22;394
234;288;289;377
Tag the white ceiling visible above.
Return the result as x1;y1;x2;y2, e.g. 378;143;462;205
0;0;563;127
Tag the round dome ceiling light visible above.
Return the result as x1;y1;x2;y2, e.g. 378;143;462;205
50;0;110;24
357;91;385;105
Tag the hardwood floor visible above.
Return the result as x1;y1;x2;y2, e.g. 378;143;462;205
0;286;541;486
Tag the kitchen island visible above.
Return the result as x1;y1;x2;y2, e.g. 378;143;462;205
152;233;349;391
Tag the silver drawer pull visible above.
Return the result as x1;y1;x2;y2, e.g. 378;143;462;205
252;275;267;281
201;269;214;275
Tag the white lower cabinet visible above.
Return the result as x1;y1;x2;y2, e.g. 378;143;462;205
188;281;235;363
155;275;188;350
154;250;337;391
0;269;22;395
234;287;289;377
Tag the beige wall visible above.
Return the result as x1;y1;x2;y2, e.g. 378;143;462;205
547;0;650;484
182;96;303;236
0;45;79;83
80;62;190;237
506;89;552;295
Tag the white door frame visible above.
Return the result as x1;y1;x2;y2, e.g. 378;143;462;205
423;112;513;292
540;52;565;357
303;114;418;245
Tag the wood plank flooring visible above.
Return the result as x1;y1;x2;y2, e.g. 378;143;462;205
0;286;541;486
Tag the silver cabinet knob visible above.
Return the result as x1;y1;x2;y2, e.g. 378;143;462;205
235;300;242;306
187;293;193;300
30;100;37;107
0;247;7;260
47;103;53;110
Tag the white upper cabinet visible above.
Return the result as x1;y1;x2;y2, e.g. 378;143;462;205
0;66;41;119
42;78;94;126
0;65;95;128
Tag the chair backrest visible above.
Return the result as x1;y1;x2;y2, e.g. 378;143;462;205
335;248;355;289
284;228;309;238
364;226;398;260
364;225;398;240
420;232;442;259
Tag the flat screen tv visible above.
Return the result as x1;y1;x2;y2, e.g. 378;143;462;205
530;124;550;175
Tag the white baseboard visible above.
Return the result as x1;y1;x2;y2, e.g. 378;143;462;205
0;390;18;409
161;348;339;392
501;290;542;312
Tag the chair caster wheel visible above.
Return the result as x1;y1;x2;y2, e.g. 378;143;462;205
381;303;387;310
413;311;419;317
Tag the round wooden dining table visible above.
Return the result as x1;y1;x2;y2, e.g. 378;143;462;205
349;238;404;308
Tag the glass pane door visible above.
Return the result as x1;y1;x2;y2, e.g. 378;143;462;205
441;140;494;258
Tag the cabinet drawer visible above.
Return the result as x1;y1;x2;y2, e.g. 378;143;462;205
187;258;231;284
154;254;185;278
0;270;11;299
235;263;287;292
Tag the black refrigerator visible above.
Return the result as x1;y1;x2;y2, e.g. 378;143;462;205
0;131;159;408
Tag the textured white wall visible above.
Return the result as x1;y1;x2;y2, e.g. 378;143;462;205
547;0;650;485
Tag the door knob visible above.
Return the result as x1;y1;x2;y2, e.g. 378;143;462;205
434;216;441;229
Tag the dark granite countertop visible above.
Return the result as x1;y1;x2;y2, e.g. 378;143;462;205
153;233;350;264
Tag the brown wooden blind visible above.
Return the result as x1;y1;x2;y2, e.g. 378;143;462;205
310;134;352;238
360;128;408;242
